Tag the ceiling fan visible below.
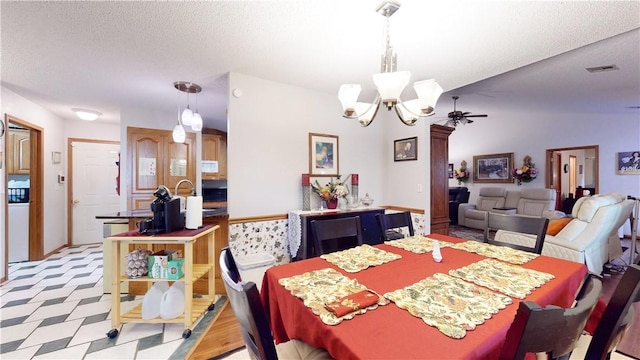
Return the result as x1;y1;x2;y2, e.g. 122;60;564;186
440;95;488;127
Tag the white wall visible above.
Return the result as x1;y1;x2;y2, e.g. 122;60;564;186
227;72;390;218
0;86;120;280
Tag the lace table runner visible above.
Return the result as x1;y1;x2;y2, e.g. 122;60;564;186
320;244;401;273
384;236;454;254
384;273;512;339
449;259;555;299
451;241;539;265
278;268;388;325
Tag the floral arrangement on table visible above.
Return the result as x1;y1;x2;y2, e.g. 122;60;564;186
311;175;350;209
512;155;538;185
454;160;470;185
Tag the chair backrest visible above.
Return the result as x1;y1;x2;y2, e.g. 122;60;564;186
477;187;508;211
516;188;556;216
376;212;414;241
311;216;363;256
500;275;603;360
220;246;242;283
484;212;549;254
220;248;278;360
585;264;640;360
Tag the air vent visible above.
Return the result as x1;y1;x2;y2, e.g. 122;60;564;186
585;64;619;73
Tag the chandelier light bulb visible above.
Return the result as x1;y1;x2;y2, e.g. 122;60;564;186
172;123;186;143
191;112;203;131
181;107;193;126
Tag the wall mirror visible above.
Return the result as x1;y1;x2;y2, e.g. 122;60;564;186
546;145;599;210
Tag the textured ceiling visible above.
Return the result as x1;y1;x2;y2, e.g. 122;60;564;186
1;1;639;131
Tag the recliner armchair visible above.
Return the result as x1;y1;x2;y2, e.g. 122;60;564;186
495;193;635;274
458;187;507;230
449;187;470;225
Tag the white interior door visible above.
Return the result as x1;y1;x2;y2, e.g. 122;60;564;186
72;141;121;245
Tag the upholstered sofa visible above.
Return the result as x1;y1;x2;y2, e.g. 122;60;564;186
458;187;564;230
449;187;470;225
495;193;635;274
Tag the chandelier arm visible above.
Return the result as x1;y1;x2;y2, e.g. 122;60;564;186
394;105;417;126
396;100;436;118
342;95;382;119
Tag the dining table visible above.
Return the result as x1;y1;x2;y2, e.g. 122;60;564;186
260;233;588;359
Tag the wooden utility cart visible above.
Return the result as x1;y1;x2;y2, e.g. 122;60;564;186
107;225;218;339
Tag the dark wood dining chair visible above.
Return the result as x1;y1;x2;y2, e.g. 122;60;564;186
375;211;414;241
311;216;363;256
585;264;640;360
219;248;331;360
484;212;549;254
499;274;602;360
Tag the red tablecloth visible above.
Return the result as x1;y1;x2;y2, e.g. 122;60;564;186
261;234;588;360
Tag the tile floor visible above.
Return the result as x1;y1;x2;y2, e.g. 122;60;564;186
0;244;220;360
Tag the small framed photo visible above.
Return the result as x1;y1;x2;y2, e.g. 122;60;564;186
52;151;61;164
448;163;454;178
394;137;417;161
473;152;514;183
617;151;640;175
309;133;339;176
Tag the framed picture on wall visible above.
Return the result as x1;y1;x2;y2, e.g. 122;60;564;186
448;163;454;178
473;152;514;183
394;137;417;161
617;150;640;175
309;133;339;176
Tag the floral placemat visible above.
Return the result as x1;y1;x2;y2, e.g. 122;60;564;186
448;258;555;299
278;268;389;325
320;244;401;273
384;236;454;254
450;241;539;265
384;273;512;339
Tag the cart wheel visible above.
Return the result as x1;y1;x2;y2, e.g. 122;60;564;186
208;303;215;311
182;329;192;339
106;329;119;339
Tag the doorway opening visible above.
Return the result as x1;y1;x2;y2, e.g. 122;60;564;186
546;145;599;212
4;114;44;266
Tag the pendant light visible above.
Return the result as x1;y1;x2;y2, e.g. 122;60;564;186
191;91;203;131
174;81;203;131
172;90;186;143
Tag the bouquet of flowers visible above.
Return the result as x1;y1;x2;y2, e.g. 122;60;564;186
513;155;538;185
311;175;349;201
454;160;470;185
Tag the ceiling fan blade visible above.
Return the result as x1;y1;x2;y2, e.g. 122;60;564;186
464;114;488;117
461;111;471;116
467;119;474;124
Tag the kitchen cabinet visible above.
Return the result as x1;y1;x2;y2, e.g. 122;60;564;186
430;124;454;235
127;127;196;210
7;128;30;175
202;133;227;180
106;225;218;339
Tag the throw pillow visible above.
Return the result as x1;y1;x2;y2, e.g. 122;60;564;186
546;217;572;235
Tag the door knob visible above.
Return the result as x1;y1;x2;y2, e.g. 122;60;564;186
72;199;80;205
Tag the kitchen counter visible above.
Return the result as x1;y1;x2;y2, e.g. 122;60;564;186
96;207;228;220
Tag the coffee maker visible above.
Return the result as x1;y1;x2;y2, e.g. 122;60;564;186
139;185;184;234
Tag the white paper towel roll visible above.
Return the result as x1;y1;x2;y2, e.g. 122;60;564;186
185;196;203;229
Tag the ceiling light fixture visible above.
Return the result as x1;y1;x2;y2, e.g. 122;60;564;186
72;108;102;121
174;81;202;131
172;89;186;144
338;1;444;127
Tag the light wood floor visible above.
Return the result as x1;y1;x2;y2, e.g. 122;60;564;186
187;301;244;360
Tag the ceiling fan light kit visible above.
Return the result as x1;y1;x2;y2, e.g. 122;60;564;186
338;0;444;127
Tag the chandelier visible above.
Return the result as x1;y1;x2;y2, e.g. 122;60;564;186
338;1;444;127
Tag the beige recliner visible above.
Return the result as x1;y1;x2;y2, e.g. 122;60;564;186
495;193;635;274
516;188;565;219
458;187;507;230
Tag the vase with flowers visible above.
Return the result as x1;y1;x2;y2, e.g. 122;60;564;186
454;160;470;185
311;175;349;209
512;155;538;185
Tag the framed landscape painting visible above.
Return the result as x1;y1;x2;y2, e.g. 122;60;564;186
473;152;514;183
309;133;339;176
